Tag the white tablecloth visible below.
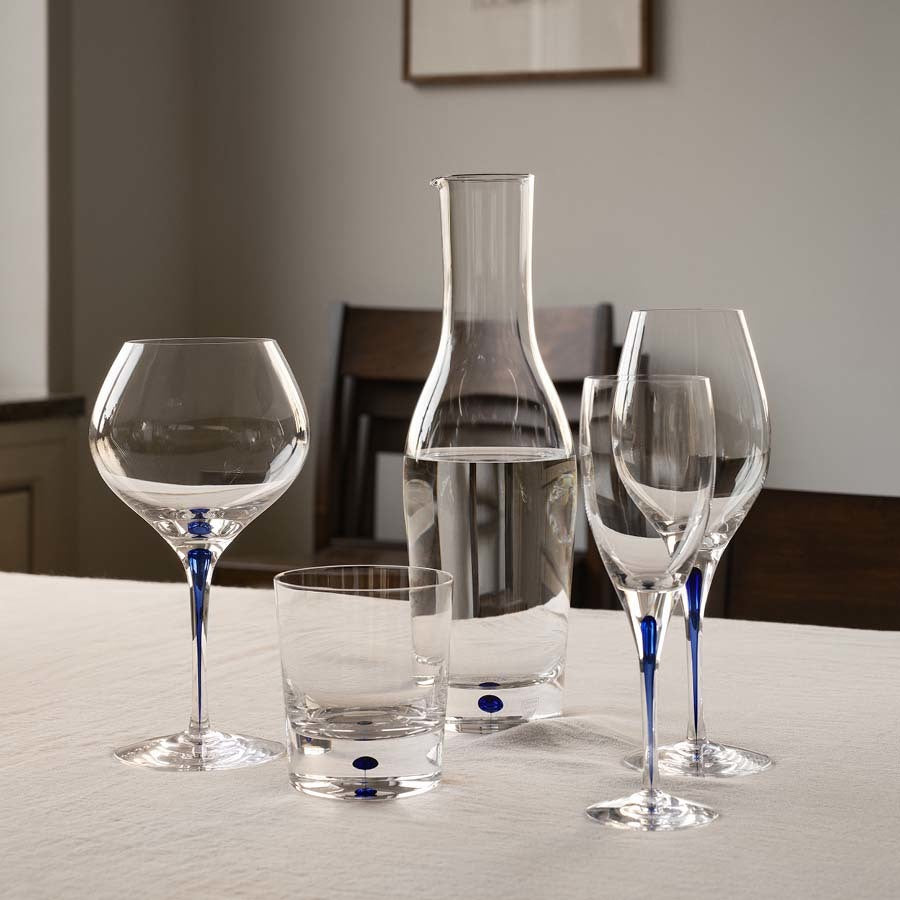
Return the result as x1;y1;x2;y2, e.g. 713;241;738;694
2;572;897;899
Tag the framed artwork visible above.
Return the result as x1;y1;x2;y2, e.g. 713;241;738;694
404;0;650;84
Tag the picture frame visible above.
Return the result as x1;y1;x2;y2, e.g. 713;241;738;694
404;0;651;84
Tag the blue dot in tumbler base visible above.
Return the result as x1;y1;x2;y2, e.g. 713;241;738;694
355;787;378;797
479;681;500;689
352;755;379;771
478;695;503;714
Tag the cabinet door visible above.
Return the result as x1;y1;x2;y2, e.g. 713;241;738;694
0;418;78;574
0;489;31;572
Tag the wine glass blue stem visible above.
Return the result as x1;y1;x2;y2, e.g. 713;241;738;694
185;546;218;739
682;551;722;746
685;567;704;743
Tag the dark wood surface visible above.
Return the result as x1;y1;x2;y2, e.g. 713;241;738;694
722;488;900;630
0;394;85;423
587;487;900;630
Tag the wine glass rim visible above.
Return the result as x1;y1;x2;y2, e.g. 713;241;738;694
123;337;277;347
274;564;453;594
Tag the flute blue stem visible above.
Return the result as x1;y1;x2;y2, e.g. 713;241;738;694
640;614;659;792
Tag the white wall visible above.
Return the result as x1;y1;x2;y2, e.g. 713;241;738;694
72;0;196;578
0;0;48;393
192;0;900;563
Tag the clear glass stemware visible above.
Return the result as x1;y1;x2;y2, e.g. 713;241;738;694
619;309;772;777
90;337;309;770
580;375;718;830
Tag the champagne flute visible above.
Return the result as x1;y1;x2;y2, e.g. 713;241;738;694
580;375;717;830
90;338;309;770
619;309;772;777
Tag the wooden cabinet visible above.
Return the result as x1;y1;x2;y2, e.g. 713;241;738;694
0;397;83;574
0;489;30;570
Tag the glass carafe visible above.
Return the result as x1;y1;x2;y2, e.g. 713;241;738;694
403;174;576;733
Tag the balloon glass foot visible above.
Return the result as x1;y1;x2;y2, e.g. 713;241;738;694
625;739;772;778
114;729;285;771
586;789;718;831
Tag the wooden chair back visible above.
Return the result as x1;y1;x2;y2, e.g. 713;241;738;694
314;303;614;555
721;488;900;629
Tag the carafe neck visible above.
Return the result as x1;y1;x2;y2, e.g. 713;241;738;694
435;175;534;333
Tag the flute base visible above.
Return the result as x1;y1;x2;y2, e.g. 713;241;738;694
114;729;285;771
625;739;772;778
586;789;717;831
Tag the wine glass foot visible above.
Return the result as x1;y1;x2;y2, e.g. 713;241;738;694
624;739;772;778
586;789;717;831
114;729;285;771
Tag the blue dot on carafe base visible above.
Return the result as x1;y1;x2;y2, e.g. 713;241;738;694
478;695;503;714
352;755;378;771
354;787;378;798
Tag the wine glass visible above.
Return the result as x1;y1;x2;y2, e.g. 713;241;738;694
619;309;772;777
90;338;309;770
580;375;717;830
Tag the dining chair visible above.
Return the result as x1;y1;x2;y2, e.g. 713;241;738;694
310;303;617;608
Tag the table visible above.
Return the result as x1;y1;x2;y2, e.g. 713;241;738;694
2;572;897;899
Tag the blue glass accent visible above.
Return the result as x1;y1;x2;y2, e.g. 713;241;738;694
187;548;212;720
685;567;703;735
640;614;659;788
188;510;212;536
190;507;209;516
355;787;377;798
479;681;500;689
352;755;379;771
478;695;503;714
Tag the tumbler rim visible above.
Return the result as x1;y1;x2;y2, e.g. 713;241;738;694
274;564;453;594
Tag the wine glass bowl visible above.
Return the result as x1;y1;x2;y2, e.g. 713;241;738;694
619;309;772;777
580;375;718;831
90;337;309;771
